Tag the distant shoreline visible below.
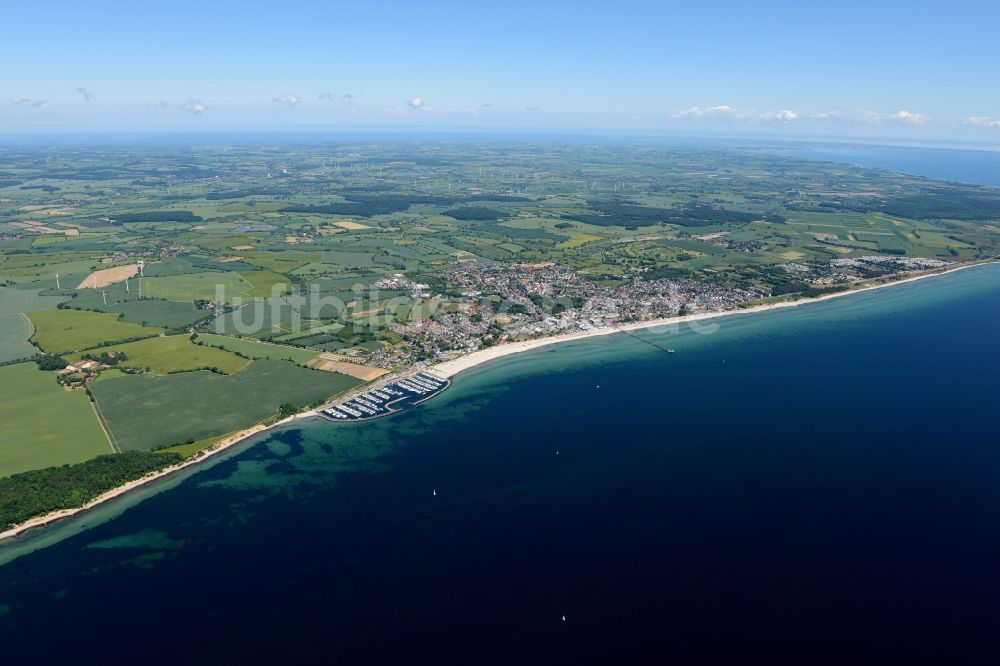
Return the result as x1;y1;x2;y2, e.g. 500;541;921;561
2;259;994;544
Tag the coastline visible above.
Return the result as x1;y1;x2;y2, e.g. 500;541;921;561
0;412;313;543
1;259;994;544
428;260;994;378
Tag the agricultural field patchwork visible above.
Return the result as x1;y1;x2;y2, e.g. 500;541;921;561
1;139;998;482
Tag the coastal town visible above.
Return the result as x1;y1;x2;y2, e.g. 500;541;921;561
358;255;953;369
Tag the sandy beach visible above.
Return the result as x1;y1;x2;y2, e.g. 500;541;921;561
2;259;993;543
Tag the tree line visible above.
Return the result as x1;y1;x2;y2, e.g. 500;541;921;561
0;451;182;531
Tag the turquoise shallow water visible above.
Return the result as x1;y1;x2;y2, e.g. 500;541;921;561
1;264;999;663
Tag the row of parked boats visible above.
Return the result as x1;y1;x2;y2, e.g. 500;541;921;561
321;372;449;421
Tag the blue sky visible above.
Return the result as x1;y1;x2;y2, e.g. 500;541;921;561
3;0;1000;141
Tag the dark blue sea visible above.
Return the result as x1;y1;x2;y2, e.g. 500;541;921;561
2;264;999;663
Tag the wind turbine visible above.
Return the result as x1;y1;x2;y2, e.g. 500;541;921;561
125;278;130;293
55;273;60;290
102;291;107;307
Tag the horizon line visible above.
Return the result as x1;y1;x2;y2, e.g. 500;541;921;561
1;129;999;153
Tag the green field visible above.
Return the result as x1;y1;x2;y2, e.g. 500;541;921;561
142;271;252;302
61;282;208;328
0;286;69;315
212;291;350;337
142;270;290;303
0;259;99;283
108;299;208;328
238;271;293;297
196;333;321;364
27;309;164;353
0;313;37;362
67;335;250;375
0;363;113;477
240;252;319;273
90;359;362;450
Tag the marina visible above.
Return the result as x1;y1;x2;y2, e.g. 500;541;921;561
318;372;451;422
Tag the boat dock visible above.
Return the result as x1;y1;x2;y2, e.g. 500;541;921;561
318;372;450;423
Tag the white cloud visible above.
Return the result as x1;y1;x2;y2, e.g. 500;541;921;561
273;93;301;106
856;110;887;124
803;109;934;127
319;92;355;106
759;109;798;123
812;110;886;124
399;97;435;112
889;110;927;125
180;99;207;114
966;116;1000;129
675;106;931;128
76;86;94;102
677;105;801;122
675;105;754;120
8;98;48;109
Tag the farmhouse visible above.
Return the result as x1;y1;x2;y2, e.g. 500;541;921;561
63;359;100;373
